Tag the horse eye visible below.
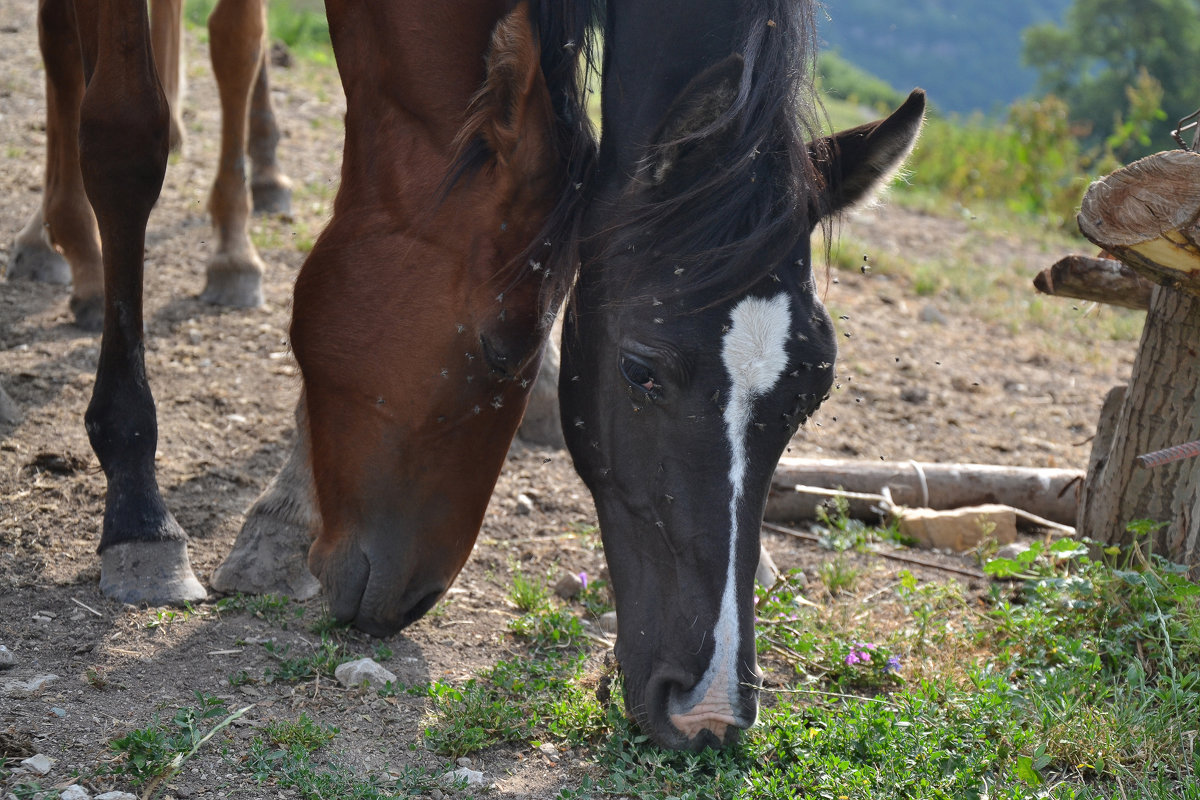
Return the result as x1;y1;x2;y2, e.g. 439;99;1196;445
619;354;656;393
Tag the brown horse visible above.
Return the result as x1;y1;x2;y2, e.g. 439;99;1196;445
7;0;290;332
289;0;593;634
56;0;592;613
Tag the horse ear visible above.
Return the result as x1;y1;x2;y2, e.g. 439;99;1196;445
647;54;745;190
809;89;926;222
460;2;550;168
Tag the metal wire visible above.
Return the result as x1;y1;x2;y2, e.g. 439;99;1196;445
1136;439;1200;469
1173;107;1200;151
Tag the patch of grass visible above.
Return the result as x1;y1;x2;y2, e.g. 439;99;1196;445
423;652;607;757
508;566;551;613
102;693;250;795
215;592;294;624
578;574;614;618
243;714;441;799
261;634;353;683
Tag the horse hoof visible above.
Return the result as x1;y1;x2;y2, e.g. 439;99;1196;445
213;515;319;597
201;253;265;307
99;539;207;606
69;293;104;332
212;440;320;599
6;239;71;285
252;176;293;216
211;514;320;600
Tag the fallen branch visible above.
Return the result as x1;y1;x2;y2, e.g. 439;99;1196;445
766;458;1081;526
1033;254;1153;310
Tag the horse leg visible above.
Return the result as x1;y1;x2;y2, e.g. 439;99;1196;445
8;207;70;286
212;397;320;599
248;45;293;215
201;0;267;307
77;0;204;605
7;0;104;331
149;0;186;153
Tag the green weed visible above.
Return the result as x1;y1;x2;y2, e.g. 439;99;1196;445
508;566;551;612
103;693;250;795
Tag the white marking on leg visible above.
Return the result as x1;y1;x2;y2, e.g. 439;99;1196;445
670;292;792;738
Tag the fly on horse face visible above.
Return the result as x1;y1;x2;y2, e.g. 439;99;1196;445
9;0;290;333
560;0;924;750
287;0;593;635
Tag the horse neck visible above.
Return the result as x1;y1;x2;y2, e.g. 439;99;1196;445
326;1;509;147
598;0;740;189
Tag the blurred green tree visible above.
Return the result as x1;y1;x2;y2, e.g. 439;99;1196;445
1022;0;1198;157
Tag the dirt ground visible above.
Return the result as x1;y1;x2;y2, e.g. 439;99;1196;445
0;4;1139;798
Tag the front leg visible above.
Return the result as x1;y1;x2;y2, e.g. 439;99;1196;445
76;0;204;605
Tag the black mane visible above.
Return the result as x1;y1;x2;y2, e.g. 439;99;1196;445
593;0;824;307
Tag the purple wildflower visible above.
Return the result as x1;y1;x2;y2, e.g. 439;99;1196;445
578;572;588;590
845;652;861;666
885;656;902;673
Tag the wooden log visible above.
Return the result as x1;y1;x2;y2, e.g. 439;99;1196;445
765;458;1081;526
1076;286;1200;568
1078;150;1200;296
1033;254;1153;310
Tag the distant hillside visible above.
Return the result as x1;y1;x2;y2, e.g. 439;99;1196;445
818;0;1072;114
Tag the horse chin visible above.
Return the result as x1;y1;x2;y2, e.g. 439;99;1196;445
307;532;447;637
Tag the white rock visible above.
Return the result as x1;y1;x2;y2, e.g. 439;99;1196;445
333;658;396;690
95;793;138;800
0;645;14;670
19;753;53;775
60;785;90;800
515;493;535;515
3;673;59;698
598;611;618;636
443;767;486;788
538;742;560;761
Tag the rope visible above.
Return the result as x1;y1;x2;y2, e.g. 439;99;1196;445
907;460;930;507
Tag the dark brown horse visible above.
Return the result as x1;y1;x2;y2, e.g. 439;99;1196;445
55;0;592;613
8;0;290;332
560;0;924;749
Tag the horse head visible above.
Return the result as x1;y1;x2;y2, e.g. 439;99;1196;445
562;32;924;747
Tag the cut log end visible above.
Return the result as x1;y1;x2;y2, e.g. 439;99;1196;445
1078;150;1200;296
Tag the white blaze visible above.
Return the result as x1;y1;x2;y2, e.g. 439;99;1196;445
671;292;792;738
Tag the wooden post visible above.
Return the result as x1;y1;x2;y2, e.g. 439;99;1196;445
1074;151;1200;568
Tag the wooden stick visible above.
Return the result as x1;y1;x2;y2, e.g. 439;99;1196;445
760;520;987;580
1033;254;1153;310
